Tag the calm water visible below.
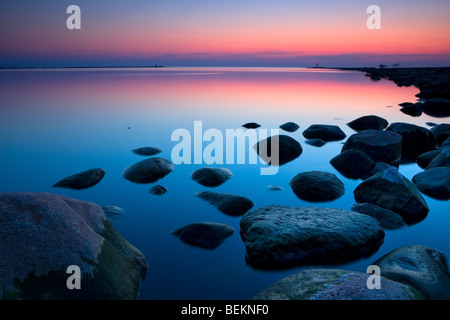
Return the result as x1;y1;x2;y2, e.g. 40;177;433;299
0;67;448;300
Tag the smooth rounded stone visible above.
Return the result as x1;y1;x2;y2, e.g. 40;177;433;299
242;122;261;129
240;205;385;268
362;162;398;180
279;122;300;132
132;147;162;156
400;103;423;117
399;102;414;107
426;122;438;127
267;185;283;191
341;130;402;164
354;168;429;224
304;139;326;147
347;115;389;132
122;157;174;183
330;149;375;179
417;150;442;169
196;191;254;217
252;269;423;300
430;123;450;144
290;171;345;202
386;123;437;161
254;135;302;166
302;124;346;142
423;98;450;118
149;185;167;196
190;167;232;187
171;222;234;250
351;203;406;230
101;206;124;219
0;192;147;300
373;245;450;300
427;146;450;169
52;168;106;190
412;167;450;200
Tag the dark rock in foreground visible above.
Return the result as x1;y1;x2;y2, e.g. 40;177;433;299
102;206;124;219
254;135;302;166
342;130;402;164
171;222;234;250
122;157;174;183
386;123;437;161
132;147;162;156
149;185;168;196
302;124;346;142
423;98;450;118
304;139;326;147
0;192;147;300
373;245;450;300
242;122;261;129
53;168;106;190
430;123;450;144
347;115;388;132
330;149;375;179
240;205;384;269
190;167;232;187
252;269;423;300
351;203;406;230
290;171;345;202
279;122;299;132
412;167;450;200
196;191;254;217
354;168;429;224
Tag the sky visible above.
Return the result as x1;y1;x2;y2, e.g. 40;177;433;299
0;0;449;67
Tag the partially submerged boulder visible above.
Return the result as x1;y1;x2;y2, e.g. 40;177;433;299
122;157;174;183
191;167;232;187
171;222;234;249
347;115;388;132
53;168;106;190
351;203;406;230
196;191;254;217
412;167;450;200
290;171;345;202
330;149;375;179
254;135;302;166
302;124;346;142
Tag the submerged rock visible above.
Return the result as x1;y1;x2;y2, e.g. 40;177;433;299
242;122;261;129
122;157;174;183
304;139;326;147
342;130;402;164
385;123;437;161
347;115;389;132
330;149;375;179
101;206;124;219
254;135;302;166
196;191;254;217
351;203;406;230
412;167;450;200
53;168;106;190
0;192;147;300
373;245;450;300
302;124;346;142
267;185;283;191
289;171;345;202
253;269;423;300
171;222;234;249
240;205;384;269
190;167;232;187
279;122;300;132
430;123;450;144
354;168;429;224
149;185;168;196
132;147;162;156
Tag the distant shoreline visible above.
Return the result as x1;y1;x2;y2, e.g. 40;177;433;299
0;65;165;70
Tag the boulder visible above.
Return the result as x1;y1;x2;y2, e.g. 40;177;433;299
171;222;234;249
196;191;254;217
412;167;450;200
289;171;345;202
354;168;429;224
427;146;450;169
254;135;302;166
400;103;423;117
430;123;450;144
122;157;174;183
385;123;437;161
252;269;423;300
342;130;402;164
426;122;438;127
373;245;450;300
242;122;261;129
347;115;389;132
190;167;232;187
302;124;346;142
240;205;384;268
149;185;168;196
279;122;300;132
304;139;326;147
132;147;162;156
351;203;406;230
423;98;450;118
53;168;106;190
0;192;147;300
330;149;375;179
443;137;450;147
417;150;442;169
362;162;398;180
